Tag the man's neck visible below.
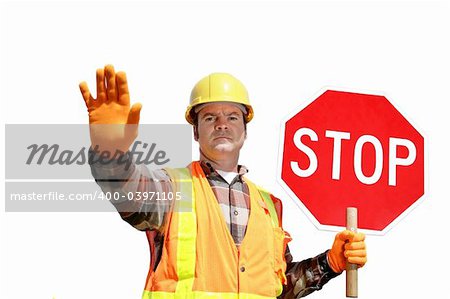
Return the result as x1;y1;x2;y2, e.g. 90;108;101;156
199;151;239;172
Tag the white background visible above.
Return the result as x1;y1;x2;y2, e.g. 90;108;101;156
1;1;449;298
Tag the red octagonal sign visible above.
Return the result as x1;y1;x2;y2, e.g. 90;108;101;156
279;89;425;233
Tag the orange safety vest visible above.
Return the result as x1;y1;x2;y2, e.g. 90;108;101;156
143;161;291;299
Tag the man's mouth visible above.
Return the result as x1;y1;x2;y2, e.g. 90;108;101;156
213;136;231;141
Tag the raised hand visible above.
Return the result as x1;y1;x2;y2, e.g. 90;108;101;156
79;64;142;154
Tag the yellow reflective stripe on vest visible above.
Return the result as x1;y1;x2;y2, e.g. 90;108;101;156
257;188;279;228
143;290;275;299
163;168;197;299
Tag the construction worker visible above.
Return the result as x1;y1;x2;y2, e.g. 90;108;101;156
79;65;367;299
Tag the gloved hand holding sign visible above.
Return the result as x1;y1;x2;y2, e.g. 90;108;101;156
327;230;367;274
79;64;142;154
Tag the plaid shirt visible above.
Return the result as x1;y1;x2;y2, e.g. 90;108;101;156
90;151;339;298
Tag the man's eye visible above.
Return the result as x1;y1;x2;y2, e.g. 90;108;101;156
204;117;214;122
229;116;238;121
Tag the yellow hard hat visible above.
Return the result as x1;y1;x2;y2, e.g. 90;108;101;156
185;73;254;125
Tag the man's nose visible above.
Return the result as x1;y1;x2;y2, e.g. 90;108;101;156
215;117;229;130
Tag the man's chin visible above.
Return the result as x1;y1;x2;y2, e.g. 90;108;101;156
214;143;236;154
213;144;235;152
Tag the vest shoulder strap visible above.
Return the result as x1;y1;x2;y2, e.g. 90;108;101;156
257;187;280;228
165;167;280;228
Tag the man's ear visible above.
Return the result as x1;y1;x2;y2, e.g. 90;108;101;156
244;121;248;140
193;125;199;141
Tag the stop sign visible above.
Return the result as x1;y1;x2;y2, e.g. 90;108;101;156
278;89;425;233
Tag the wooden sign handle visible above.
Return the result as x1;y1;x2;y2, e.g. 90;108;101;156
346;207;358;298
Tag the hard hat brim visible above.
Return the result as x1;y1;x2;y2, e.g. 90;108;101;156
185;102;253;125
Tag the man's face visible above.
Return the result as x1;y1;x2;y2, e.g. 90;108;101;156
195;103;246;160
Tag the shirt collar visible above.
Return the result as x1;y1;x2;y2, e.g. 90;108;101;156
199;160;249;178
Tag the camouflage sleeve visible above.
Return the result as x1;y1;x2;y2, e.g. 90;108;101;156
88;147;174;232
279;247;340;298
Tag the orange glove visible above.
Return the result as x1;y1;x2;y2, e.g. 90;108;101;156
79;64;142;153
327;230;367;273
